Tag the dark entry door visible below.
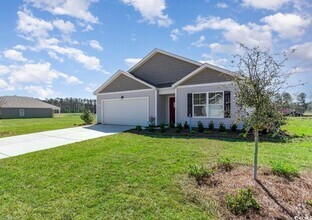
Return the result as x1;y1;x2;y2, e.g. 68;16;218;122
169;97;175;124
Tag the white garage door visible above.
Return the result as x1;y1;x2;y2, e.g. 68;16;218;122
102;98;148;126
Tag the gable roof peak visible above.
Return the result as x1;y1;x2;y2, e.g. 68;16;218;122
128;48;202;73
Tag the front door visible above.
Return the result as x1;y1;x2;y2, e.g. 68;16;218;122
169;97;175;124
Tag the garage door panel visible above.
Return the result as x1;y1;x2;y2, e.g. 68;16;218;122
103;98;148;126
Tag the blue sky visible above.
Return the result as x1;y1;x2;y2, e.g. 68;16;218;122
0;0;311;100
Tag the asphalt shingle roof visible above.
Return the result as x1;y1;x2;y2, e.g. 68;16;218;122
0;96;60;110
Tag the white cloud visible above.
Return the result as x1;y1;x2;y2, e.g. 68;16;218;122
34;38;107;73
64;75;83;84
122;0;173;27
290;42;312;61
26;0;99;23
13;44;27;51
125;58;142;67
82;24;94;32
0;65;9;75
183;16;272;48
261;13;311;39
0;79;15;91
85;83;97;93
17;9;53;40
88;40;103;51
53;19;75;34
216;2;228;8
242;0;290;10
48;51;64;62
170;29;181;41
191;35;208;47
8;62;60;84
24;85;55;99
3;49;28;62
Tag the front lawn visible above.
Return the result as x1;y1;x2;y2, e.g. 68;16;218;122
0;113;87;138
0;125;311;219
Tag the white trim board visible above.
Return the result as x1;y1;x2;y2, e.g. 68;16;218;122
97;88;154;96
176;81;233;89
172;64;233;87
128;48;202;73
93;70;155;95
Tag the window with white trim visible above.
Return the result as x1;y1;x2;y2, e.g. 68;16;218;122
193;93;207;117
192;92;224;118
208;92;224;118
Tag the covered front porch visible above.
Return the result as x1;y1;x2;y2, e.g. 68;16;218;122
157;88;175;125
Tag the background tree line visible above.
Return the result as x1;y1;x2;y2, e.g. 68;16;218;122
274;92;311;115
43;98;96;113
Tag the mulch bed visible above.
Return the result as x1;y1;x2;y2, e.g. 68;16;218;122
181;165;312;219
129;128;284;142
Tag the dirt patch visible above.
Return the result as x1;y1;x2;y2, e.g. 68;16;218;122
181;165;312;219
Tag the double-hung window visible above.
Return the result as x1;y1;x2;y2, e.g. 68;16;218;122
193;93;207;117
192;92;224;118
208;92;224;118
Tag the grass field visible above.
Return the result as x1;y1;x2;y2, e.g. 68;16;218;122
0;113;87;138
282;116;312;137
0;117;311;219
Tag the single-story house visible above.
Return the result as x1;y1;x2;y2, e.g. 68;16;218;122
94;49;239;128
0;96;60;119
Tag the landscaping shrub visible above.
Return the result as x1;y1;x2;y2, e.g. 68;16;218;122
169;121;175;128
176;122;183;133
231;123;237;132
218;157;233;172
270;160;299;179
184;121;190;129
80;110;94;124
188;164;214;185
203;130;211;134
135;125;142;131
225;188;260;215
208;120;214;130
307;200;312;207
148;116;155;132
160;123;165;133
219;123;226;132
190;130;197;134
197;121;204;133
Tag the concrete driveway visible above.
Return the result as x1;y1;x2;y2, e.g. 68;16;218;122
0;124;133;159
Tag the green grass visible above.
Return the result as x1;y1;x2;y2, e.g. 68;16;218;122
0;117;311;219
0;113;86;138
282;116;312;137
0;132;311;219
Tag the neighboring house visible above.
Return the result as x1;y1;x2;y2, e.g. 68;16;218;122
0;96;60;119
94;49;239;128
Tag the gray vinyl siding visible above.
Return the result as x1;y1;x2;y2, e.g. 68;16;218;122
99;74;149;93
130;53;200;87
176;83;242;129
0;108;53;119
181;68;232;86
96;89;156;124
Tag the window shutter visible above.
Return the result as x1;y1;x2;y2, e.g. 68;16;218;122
187;93;192;117
224;91;231;118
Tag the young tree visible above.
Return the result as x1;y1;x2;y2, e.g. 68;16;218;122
233;43;295;180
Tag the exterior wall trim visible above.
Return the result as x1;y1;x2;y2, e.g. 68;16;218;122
97;88;154;96
94;70;155;95
128;48;202;73
172;64;233;87
177;81;233;89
